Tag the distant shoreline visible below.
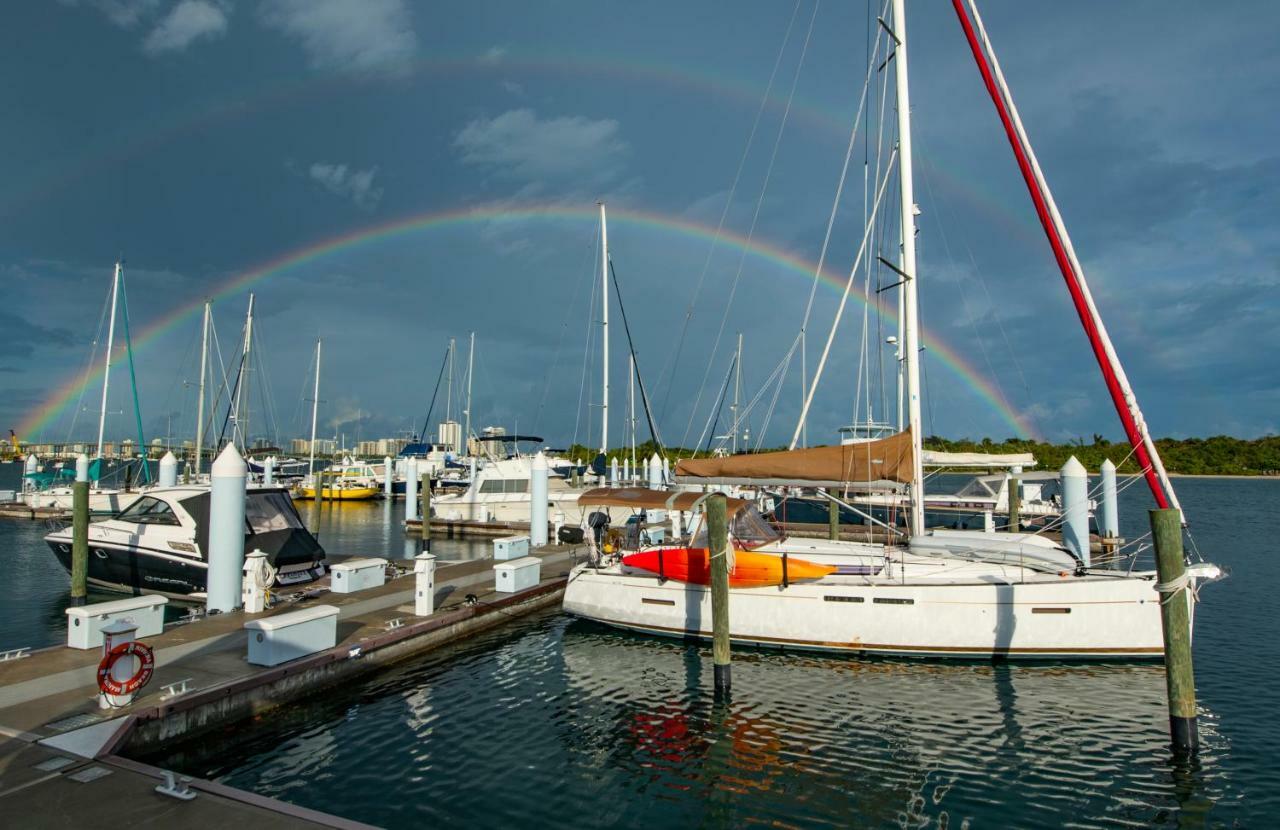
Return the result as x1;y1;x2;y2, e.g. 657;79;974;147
1165;473;1280;480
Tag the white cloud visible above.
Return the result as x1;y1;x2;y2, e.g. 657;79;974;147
60;0;161;28
307;162;384;210
480;46;506;64
501;80;524;96
143;0;228;54
454;108;628;183
259;0;416;74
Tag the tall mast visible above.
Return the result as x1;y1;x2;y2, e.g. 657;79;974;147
193;301;210;473
464;331;475;450
732;332;742;454
446;337;455;424
95;262;121;471
308;339;321;481
232;293;255;447
599;202;610;455
628;354;636;466
892;0;926;536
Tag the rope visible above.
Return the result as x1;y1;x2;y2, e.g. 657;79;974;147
1154;571;1199;605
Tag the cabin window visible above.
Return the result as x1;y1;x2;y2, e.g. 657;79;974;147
479;479;528;494
245;492;304;533
117;496;180;526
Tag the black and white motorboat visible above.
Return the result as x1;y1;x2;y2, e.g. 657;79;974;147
44;485;326;599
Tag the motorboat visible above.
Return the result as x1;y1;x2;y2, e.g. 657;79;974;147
44;484;327;598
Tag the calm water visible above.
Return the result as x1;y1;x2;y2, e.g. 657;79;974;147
5;463;1278;825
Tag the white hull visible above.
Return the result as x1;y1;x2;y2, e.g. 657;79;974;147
23;488;142;513
563;562;1195;660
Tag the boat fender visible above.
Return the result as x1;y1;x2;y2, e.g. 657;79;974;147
97;641;155;697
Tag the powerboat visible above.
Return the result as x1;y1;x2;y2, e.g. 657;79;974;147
44;484;327;598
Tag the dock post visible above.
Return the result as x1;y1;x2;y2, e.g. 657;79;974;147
262;455;274;487
70;453;90;606
242;549;269;614
420;471;432;551
610;457;618;486
159;451;178;487
1150;508;1198;754
707;493;731;699
414;551;437;615
99;620;139;709
384;455;394;497
1007;464;1021;532
405;458;419;523
663;457;670;486
623;457;630;485
1060;456;1089;566
530;452;548;546
207;444;247;614
648;453;663;489
828;495;839;541
671;510;683;540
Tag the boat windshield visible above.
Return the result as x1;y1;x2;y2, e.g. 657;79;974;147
691;504;783;551
117;496;181;526
245;491;304;533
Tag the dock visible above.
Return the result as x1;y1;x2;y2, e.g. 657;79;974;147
0;502;69;521
0;544;579;827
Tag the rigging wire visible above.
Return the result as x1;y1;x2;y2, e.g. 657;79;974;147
65;288;113;445
680;0;821;452
655;0;805;427
533;227;599;437
418;346;451;443
571;228;601;452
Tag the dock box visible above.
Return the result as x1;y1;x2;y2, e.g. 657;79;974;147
494;556;541;593
329;558;388;593
0;490;14;503
244;604;339;666
493;535;530;561
66;595;168;650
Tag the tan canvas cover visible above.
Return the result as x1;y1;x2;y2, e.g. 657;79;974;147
578;487;752;516
674;428;915;485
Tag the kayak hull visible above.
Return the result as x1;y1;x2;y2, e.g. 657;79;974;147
622;547;836;588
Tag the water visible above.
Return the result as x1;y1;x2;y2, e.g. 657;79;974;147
0;461;490;652
5;463;1278;825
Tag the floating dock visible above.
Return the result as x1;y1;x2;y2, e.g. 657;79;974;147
0;544;578;827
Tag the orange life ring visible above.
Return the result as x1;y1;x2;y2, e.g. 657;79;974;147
96;641;155;696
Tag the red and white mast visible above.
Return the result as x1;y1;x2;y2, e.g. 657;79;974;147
951;0;1183;522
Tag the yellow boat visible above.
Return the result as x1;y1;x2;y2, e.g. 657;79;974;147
296;481;381;501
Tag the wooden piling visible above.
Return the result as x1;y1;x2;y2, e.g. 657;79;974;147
70;479;89;606
420;472;432;553
1150;508;1198;753
828;496;839;541
1007;474;1020;532
707;493;731;698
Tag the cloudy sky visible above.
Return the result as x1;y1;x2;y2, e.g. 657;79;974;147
3;0;1277;451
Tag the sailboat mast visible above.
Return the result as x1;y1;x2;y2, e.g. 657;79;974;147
232;294;255;447
95;262;122;469
308;339;321;481
194;301;210;473
464;331;475;452
599;202;610;455
628;354;636;466
892;0;926;536
732;333;742;454
446;338;455;424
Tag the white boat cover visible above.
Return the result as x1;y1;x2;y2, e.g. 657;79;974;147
921;450;1036;469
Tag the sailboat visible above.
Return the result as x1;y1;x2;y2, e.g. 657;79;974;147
562;0;1222;659
23;262;147;513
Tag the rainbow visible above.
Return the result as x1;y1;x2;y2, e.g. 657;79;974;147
18;204;1040;440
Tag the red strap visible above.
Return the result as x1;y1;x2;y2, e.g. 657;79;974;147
950;0;1168;509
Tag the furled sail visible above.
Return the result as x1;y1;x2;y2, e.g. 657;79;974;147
675;428;914;487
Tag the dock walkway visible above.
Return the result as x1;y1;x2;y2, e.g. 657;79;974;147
0;545;579;827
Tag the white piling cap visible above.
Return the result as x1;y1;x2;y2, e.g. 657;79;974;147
212;443;247;477
160;451;177;465
649;453;661;469
76;453;90;482
1061;455;1086;477
532;451;547;470
1101;458;1116;473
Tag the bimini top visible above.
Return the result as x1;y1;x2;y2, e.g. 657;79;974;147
674;428;915;487
578;487;753;516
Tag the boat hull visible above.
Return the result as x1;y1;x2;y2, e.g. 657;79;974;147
563;565;1180;660
296;486;381;501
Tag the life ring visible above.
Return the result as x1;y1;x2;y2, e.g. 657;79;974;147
96;641;155;696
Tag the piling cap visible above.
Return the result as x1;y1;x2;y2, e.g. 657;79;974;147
75;453;90;482
1101;458;1117;473
246;548;268;560
1061;455;1086;477
160;451;177;466
532;451;547;470
649;453;661;468
212;443;247;477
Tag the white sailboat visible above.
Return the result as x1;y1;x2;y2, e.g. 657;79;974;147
562;0;1221;659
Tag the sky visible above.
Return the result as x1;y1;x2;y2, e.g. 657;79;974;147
2;0;1278;452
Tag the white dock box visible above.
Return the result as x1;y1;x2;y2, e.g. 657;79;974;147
244;604;339;666
329;557;388;593
493;535;530;561
493;556;541;593
66;595;168;650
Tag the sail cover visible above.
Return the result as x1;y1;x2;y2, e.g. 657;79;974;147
921;450;1036;469
674;429;915;487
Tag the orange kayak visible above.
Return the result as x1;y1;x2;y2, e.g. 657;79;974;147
622;547;836;588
